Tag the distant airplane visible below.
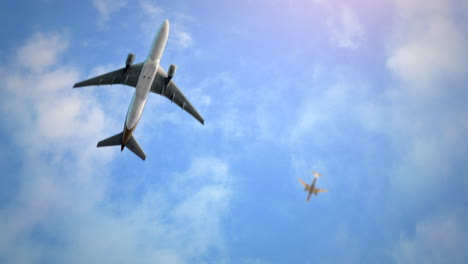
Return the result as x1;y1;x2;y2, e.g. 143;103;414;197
73;19;204;161
298;171;328;202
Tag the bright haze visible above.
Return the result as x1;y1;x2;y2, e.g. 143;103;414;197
0;0;467;263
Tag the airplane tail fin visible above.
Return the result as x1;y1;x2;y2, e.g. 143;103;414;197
97;132;146;161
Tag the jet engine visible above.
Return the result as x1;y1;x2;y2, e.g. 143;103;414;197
125;53;135;71
167;64;177;80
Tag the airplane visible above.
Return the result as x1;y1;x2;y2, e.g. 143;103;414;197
298;171;328;202
73;19;204;161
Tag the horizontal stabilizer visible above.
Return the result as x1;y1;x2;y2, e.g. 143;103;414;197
126;135;146;161
97;132;123;147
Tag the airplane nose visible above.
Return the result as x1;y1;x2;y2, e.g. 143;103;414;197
162;19;169;31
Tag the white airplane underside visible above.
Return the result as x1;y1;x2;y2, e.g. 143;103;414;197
73;20;204;161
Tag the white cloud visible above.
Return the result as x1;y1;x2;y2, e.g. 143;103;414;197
4;33;112;157
379;0;468;202
47;156;232;264
393;214;468;264
174;30;193;48
0;32;233;263
0;32;117;263
327;6;365;49
139;0;163;17
289;81;361;145
314;2;365;49
16;33;67;73
167;157;232;258
387;0;468;92
93;0;127;24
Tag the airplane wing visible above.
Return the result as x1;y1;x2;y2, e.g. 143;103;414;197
298;178;309;189
150;67;205;125
316;188;328;193
73;63;144;88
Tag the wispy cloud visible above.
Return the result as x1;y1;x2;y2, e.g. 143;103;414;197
0;32;117;263
314;1;365;49
4;33;113;155
328;6;365;49
93;0;127;25
137;0;196;49
393;213;468;264
16;32;67;73
139;0;163;17
387;0;468;92
380;0;468;205
173;30;193;48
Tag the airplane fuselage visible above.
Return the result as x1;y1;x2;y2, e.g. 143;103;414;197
122;20;169;150
306;178;318;201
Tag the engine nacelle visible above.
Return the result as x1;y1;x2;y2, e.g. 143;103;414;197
125;53;135;71
168;64;177;80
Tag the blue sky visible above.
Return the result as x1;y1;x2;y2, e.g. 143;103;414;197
1;0;468;263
